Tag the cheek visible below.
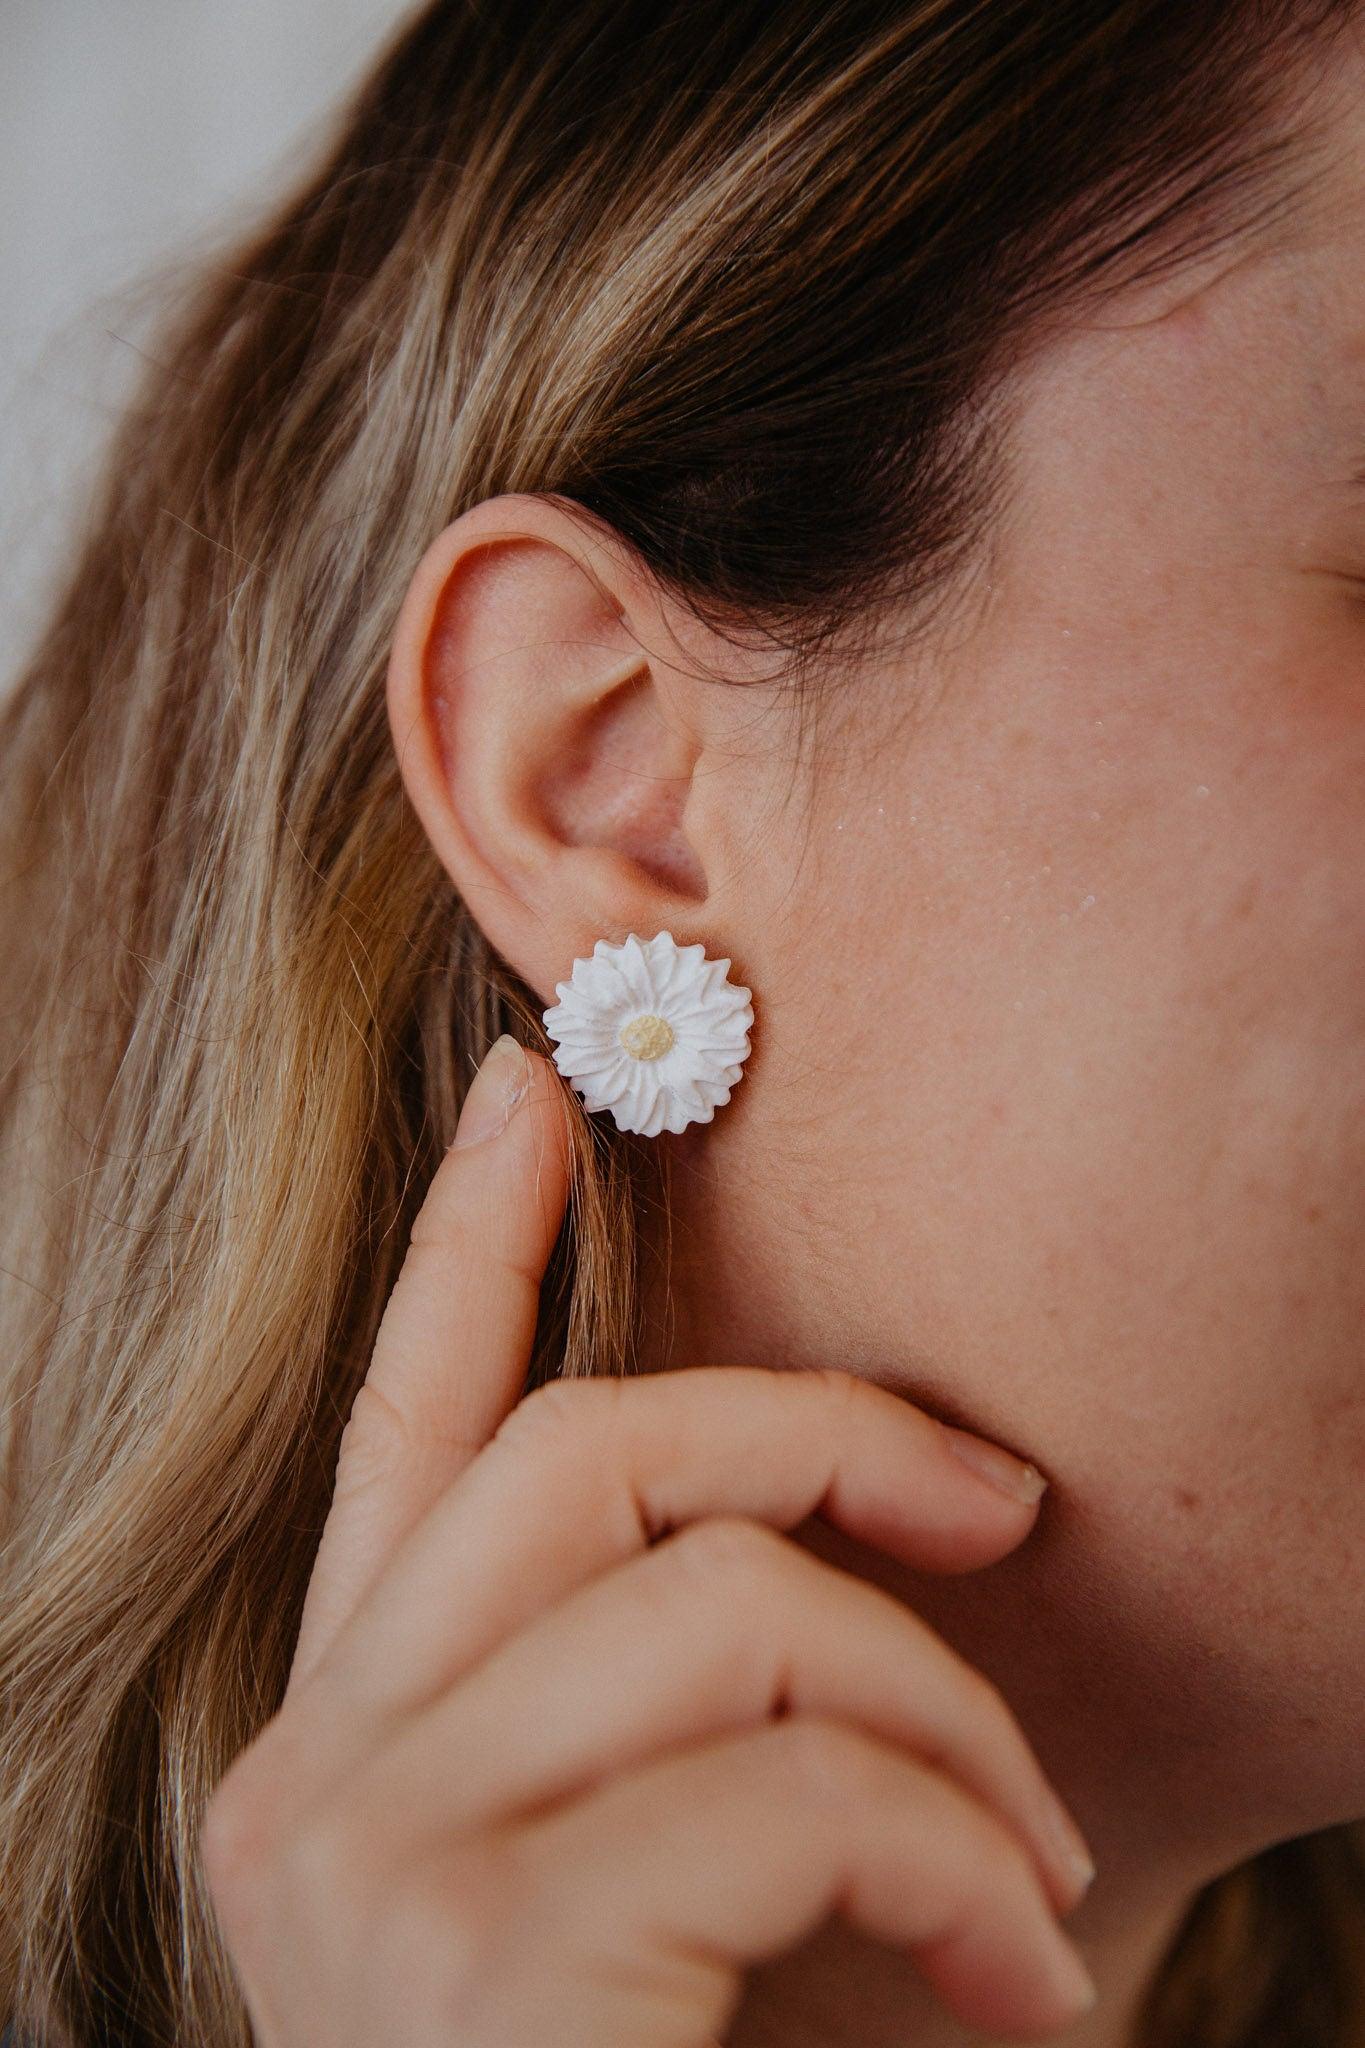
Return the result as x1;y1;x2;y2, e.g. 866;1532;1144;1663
774;653;1365;1497
929;861;1365;1445
759;663;1365;1799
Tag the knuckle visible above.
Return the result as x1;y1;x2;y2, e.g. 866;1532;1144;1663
281;1804;352;1897
200;1749;304;1941
957;1794;1041;1901
899;1756;1040;1909
407;1165;487;1256
200;1768;266;1904
278;1798;389;1930
666;1512;787;1588
775;1715;885;1812
338;1376;489;1481
384;1838;546;2039
335;1378;414;1482
382;1837;518;1997
771;1720;1041;1901
490;1374;621;1460
808;1364;868;1418
805;1365;904;1444
202;1750;405;1956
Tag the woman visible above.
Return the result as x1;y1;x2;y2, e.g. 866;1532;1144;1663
2;1;1363;2042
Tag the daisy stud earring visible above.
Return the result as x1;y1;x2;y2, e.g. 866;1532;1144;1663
541;930;754;1137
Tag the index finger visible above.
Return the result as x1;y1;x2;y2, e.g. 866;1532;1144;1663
317;1363;1051;1742
287;1035;571;1698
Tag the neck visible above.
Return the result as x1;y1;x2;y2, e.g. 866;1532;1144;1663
723;1897;1191;2048
630;1156;1263;2048
719;1508;1210;2048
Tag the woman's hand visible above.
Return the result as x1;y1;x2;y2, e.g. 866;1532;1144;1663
201;1036;1098;2047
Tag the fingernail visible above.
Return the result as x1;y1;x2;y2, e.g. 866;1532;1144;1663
940;1424;1048;1505
453;1035;531;1149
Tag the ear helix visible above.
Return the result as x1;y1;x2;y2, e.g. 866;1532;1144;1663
541;930;753;1137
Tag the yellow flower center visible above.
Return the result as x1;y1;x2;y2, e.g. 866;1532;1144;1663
619;1012;675;1061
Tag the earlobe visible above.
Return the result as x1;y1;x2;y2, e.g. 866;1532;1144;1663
385;494;719;1004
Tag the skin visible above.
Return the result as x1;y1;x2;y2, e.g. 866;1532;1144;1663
204;41;1365;2048
205;1054;1100;2045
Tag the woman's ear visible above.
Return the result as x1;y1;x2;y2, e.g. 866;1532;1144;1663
386;493;765;1005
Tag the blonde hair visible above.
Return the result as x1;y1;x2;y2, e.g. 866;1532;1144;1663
2;2;1363;2040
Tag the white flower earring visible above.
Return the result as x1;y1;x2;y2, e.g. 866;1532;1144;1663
542;930;754;1136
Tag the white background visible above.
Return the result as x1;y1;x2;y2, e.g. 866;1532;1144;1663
0;0;417;683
